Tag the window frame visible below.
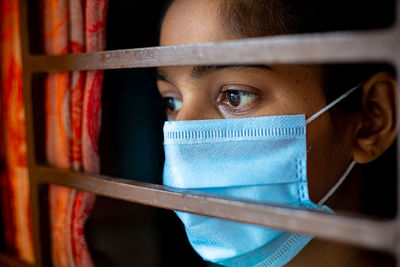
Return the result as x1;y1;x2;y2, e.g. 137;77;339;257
2;0;399;266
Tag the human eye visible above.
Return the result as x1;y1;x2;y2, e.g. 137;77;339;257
156;78;182;119
219;85;258;111
163;97;183;113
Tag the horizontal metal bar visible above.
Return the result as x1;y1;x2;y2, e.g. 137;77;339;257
29;30;398;72
35;165;397;253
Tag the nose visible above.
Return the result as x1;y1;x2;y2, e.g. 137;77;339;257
175;103;208;121
175;95;220;121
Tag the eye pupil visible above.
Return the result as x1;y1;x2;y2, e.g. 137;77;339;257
227;90;241;107
167;98;176;110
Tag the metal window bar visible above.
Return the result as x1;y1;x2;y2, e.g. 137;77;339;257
6;0;399;266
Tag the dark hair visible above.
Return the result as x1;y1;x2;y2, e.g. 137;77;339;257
219;0;395;36
218;0;396;112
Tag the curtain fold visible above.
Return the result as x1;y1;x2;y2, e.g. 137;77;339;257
0;0;107;265
43;0;107;266
0;0;35;263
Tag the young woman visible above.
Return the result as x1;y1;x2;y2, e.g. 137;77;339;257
156;0;397;266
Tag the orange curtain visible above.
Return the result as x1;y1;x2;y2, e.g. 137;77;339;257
0;0;35;263
43;0;107;266
0;0;107;265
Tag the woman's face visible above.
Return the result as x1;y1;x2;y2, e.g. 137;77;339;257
157;0;357;203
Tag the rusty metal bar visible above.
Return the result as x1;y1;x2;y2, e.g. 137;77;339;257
19;1;47;266
34;164;397;253
28;29;397;73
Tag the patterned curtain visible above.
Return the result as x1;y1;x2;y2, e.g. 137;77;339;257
0;0;107;266
43;0;107;266
0;0;34;263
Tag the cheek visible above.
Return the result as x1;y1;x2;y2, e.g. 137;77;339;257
306;114;354;203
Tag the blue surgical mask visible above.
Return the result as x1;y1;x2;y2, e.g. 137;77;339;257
163;85;360;266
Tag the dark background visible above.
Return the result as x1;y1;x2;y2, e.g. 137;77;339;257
88;1;207;266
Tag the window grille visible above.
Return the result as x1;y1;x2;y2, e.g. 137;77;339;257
2;0;399;266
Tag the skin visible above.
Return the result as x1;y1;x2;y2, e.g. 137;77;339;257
157;0;397;265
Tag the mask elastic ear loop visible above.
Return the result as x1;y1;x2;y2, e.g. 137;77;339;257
306;83;363;124
317;160;357;206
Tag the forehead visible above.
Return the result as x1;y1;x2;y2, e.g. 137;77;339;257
160;0;229;46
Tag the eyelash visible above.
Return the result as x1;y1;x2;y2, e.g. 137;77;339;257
219;85;258;111
163;97;182;112
160;85;260;119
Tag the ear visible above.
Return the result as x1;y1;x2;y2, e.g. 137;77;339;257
352;72;397;163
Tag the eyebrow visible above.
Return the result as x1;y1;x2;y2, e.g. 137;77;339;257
190;64;272;79
156;64;272;83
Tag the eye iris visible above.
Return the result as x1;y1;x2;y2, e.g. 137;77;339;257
167;98;176;111
227;90;241;107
